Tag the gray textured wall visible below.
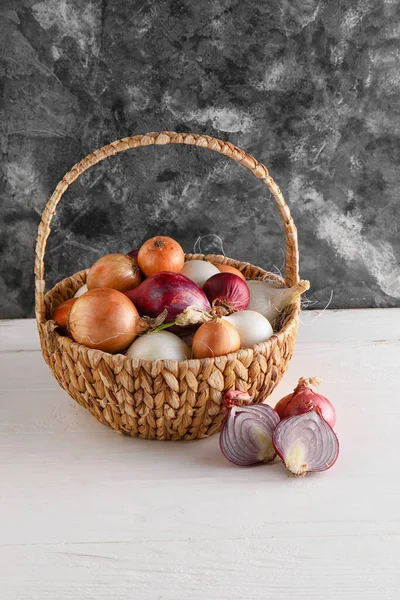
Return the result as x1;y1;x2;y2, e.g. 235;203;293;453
1;0;400;318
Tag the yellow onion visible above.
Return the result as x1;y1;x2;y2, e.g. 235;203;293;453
68;288;140;353
138;236;185;277
87;253;142;292
217;264;246;281
192;319;241;359
52;298;77;329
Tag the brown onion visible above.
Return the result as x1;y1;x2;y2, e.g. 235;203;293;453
52;298;76;329
217;264;246;281
68;288;140;353
192;319;241;359
87;253;142;292
138;236;185;277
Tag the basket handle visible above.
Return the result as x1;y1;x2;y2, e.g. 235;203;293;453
35;131;299;323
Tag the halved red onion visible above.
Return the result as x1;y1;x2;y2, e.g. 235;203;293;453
220;399;280;466
273;411;339;477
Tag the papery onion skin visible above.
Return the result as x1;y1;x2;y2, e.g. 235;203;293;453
274;377;336;428
138;236;185;277
52;298;77;329
125;272;211;332
203;273;250;313
74;284;88;298
217;264;246;281
247;279;310;327
87;253;142;292
126;330;191;361
68;288;140;353
272;411;339;477
220;397;280;466
192;320;241;359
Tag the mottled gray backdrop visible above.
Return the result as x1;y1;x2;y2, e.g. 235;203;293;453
1;0;400;318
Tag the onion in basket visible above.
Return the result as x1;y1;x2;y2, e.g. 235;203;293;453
192;319;241;358
87;253;142;292
138;236;185;277
222;310;273;348
181;260;220;287
126;330;191;361
217;264;246;281
203;273;250;313
69;288;140;353
247;279;310;326
52;298;77;329
125;272;211;331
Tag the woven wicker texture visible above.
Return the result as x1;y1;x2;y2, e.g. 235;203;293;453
35;131;302;440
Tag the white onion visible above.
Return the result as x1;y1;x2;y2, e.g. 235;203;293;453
181;260;220;287
223;310;273;348
125;330;191;361
74;284;88;298
246;280;310;326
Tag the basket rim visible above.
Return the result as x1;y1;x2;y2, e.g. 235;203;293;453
41;254;301;371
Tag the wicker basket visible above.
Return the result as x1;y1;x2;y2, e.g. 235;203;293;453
35;131;302;440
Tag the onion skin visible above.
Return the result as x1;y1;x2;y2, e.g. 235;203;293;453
181;260;220;287
138;236;185;277
203;273;250;313
87;253;142;292
223;310;273;348
68;288;140;353
52;298;77;329
217;264;246;281
274;377;336;428
126;330;191;361
127;249;139;261
192;319;241;359
273;411;339;477
220;393;280;466
125;272;211;332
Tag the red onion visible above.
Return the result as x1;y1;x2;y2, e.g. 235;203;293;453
275;377;336;428
203;273;250;313
220;391;280;466
127;249;139;260
273;411;339;477
125;272;211;332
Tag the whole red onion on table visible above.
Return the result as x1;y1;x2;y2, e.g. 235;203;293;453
274;377;336;428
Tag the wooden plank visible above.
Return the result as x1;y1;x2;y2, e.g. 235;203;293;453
0;319;40;352
1;536;399;600
297;307;400;343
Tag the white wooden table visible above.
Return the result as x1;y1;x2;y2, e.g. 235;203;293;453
1;309;400;599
